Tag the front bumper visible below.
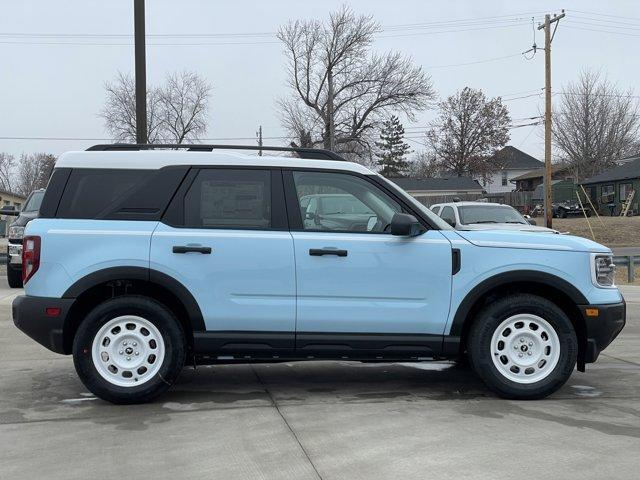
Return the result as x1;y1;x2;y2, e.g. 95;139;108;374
12;295;74;354
580;300;626;363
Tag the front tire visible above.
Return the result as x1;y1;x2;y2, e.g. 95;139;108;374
7;265;23;288
73;296;185;404
467;294;577;399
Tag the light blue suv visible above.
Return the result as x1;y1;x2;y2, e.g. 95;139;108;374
13;144;626;404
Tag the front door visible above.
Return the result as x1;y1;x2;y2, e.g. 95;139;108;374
150;168;296;353
286;170;453;356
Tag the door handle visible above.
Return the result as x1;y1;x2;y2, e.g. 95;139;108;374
172;245;212;254
309;248;348;257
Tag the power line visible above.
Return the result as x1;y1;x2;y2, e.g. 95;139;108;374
563;25;640;38
570;9;640;22
0;11;550;39
0;122;546;142
425;53;522;68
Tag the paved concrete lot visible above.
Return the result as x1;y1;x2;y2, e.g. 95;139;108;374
1;284;639;480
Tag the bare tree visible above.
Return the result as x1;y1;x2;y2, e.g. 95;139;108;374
277;6;435;160
16;153;56;196
100;72;164;143
406;152;441;178
160;71;212;143
0;153;16;192
426;87;510;177
100;71;211;144
553;70;640;180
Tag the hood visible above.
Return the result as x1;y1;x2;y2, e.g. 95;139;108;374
459;223;558;234
10;211;38;227
454;229;611;253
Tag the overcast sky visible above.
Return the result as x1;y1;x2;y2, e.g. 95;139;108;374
1;0;638;162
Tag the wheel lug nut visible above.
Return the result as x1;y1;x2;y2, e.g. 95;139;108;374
126;356;131;361
528;342;533;347
119;350;123;355
513;345;518;349
528;352;532;356
520;338;524;343
519;353;523;358
123;341;128;346
133;342;137;347
135;351;139;356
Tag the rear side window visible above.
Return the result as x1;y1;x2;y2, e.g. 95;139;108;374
57;169;147;219
184;169;271;229
55;167;188;220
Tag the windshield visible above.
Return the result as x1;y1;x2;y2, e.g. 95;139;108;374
23;190;45;212
458;205;527;225
378;176;453;230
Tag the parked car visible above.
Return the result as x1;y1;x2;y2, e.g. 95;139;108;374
4;189;45;288
430;201;558;233
300;193;376;231
553;201;591;218
13;145;625;404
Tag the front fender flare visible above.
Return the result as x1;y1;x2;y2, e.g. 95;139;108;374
449;270;588;337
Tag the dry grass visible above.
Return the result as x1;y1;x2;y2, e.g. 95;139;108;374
552;216;640;247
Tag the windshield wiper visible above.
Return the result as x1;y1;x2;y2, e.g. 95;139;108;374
504;221;526;224
473;220;498;224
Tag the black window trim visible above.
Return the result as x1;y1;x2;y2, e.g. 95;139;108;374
161;165;289;231
282;167;440;233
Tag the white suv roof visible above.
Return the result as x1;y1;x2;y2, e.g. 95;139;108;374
56;150;374;175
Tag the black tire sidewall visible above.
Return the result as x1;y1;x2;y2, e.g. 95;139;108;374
73;296;185;404
468;294;577;399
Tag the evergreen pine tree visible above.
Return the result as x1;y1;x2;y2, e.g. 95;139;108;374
375;116;411;177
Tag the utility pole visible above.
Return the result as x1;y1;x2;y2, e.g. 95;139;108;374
134;0;147;144
256;125;263;156
538;10;565;228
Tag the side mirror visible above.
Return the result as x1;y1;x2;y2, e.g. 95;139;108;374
527;218;537;226
390;213;422;237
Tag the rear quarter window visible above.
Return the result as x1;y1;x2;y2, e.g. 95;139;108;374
54;167;188;220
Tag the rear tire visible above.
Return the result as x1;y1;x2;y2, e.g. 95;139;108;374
73;296;185;404
467;294;577;399
7;266;23;288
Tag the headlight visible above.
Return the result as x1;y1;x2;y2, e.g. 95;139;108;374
591;254;616;288
8;226;24;240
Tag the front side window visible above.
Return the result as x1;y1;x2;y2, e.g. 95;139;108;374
23;190;45;212
292;171;400;233
440;206;456;225
184;169;271;229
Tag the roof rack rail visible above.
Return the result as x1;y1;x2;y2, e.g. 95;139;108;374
86;143;346;161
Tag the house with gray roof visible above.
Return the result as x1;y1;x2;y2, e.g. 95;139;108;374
580;155;640;215
478;146;544;194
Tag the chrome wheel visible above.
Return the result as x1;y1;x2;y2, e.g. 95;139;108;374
490;314;561;384
91;315;165;387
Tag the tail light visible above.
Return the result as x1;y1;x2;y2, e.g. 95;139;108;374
22;235;41;284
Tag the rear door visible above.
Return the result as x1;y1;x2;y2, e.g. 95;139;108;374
150;167;296;353
284;169;453;356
